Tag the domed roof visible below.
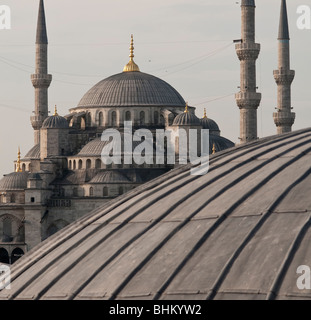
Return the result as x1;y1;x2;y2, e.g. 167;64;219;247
89;171;130;184
173;110;201;126
201;117;220;132
77;71;186;108
4;128;311;300
42;110;69;129
23;144;40;160
0;172;29;191
209;134;235;153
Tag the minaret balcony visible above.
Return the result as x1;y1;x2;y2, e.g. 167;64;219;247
235;43;260;60
273;69;295;85
273;111;296;127
235;92;261;109
31;74;52;88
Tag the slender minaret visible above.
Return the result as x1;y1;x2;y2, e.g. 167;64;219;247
31;0;52;145
273;0;295;134
235;0;261;144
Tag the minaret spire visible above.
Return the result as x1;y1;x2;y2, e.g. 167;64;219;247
235;0;261;144
273;0;295;134
31;0;52;145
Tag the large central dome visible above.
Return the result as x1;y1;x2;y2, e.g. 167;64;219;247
77;71;186;108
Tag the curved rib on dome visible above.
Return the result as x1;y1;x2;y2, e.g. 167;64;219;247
42;115;69;129
172;112;201;126
4;129;311;300
77;72;186;108
0;172;29;191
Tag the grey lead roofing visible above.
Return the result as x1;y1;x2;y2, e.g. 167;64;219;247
77;72;186;108
278;0;290;40
3;128;311;300
36;0;48;44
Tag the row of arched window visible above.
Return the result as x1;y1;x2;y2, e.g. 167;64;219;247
68;159;102;170
0;247;24;264
58;186;124;198
81;110;167;128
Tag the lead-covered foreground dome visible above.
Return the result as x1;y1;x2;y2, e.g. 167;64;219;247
2;128;311;300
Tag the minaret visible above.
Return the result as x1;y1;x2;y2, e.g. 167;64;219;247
31;0;52;145
235;0;261;144
273;0;295;134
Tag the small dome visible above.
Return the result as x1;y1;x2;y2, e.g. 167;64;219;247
173;111;200;126
201;117;220;133
210;134;235;153
89;171;130;184
42;115;69;129
0;172;29;191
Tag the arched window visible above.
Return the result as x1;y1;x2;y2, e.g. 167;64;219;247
95;159;101;169
80;117;86;130
119;186;123;195
69;160;72;169
10;194;15;203
98;112;104;126
73;188;78;197
125;111;131;122
103;187;108;197
89;187;94;197
22;163;26;172
73;160;76;170
0;248;9;264
154;111;159;125
2;218;12;243
11;248;24;264
78;159;83;169
111;111;117;127
86;113;92;127
160;115;165;126
86;159;91;169
140;111;145;126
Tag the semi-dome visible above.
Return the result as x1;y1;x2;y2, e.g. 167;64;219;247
78;137;155;157
89;171;130;184
42;109;69;129
23;144;40;160
0;172;29;191
3;129;311;300
77;71;186;108
173;108;201;126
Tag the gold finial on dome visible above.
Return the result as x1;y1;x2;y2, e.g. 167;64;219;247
212;143;216;155
53;105;58;116
184;102;189;113
16;147;22;173
123;34;140;72
203;108;208;119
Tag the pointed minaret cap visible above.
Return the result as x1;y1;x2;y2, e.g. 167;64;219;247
123;35;140;72
241;0;255;7
278;0;290;40
36;0;48;44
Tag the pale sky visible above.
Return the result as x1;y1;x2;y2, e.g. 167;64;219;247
0;0;310;175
